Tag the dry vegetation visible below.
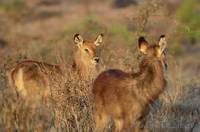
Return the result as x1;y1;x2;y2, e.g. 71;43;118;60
0;0;200;132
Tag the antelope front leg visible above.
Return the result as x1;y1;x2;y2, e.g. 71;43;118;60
94;112;108;132
134;119;143;132
114;118;123;132
134;117;149;132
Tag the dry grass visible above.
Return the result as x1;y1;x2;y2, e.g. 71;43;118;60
0;58;95;131
0;47;199;132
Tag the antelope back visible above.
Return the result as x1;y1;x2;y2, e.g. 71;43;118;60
9;34;104;105
93;35;167;131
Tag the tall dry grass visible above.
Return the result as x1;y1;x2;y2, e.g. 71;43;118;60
0;47;199;132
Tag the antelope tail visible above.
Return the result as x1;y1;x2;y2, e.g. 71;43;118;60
10;68;27;97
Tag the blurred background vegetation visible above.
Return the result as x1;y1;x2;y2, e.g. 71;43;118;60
0;0;199;57
177;0;200;44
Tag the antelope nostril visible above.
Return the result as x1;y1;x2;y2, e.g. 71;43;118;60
94;57;100;63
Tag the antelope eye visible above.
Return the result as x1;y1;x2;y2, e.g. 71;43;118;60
84;48;89;53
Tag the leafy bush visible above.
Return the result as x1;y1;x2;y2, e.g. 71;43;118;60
64;15;136;47
108;23;136;46
176;0;200;43
0;0;25;12
64;15;106;38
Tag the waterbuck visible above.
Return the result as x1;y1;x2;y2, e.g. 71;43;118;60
10;34;103;99
93;35;167;132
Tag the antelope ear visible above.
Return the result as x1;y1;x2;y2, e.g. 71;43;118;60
158;35;167;54
74;34;84;47
138;36;148;54
94;34;103;46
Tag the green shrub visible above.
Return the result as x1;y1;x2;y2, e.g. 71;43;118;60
64;16;137;47
176;0;200;43
0;0;25;12
108;23;136;46
64;15;106;38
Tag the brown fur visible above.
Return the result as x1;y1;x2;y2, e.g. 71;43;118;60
93;35;167;132
10;34;103;100
73;40;99;77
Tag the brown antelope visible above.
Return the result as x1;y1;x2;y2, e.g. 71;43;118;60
93;35;167;132
10;34;103;100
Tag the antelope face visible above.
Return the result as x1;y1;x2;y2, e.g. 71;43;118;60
74;34;103;65
138;35;168;70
